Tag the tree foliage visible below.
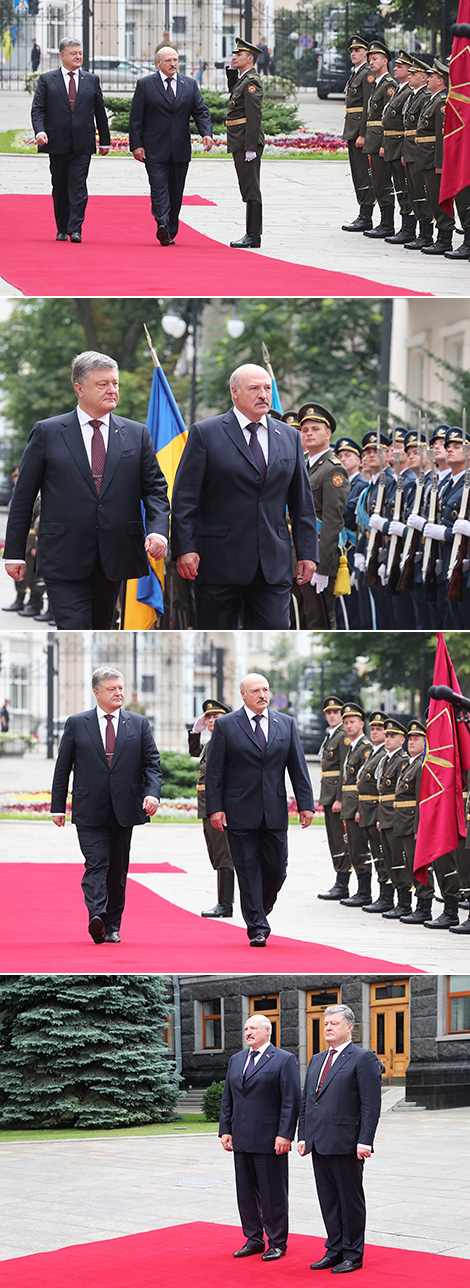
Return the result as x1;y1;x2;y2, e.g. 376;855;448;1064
0;975;179;1129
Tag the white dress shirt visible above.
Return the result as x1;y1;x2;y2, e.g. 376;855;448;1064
233;407;269;465
61;67;79;94
77;405;110;467
243;1039;270;1074
159;69;177;96
96;704;119;749
243;703;269;743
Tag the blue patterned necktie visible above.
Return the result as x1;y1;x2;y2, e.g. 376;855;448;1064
247;422;267;484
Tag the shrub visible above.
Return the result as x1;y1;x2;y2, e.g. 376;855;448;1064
202;1079;225;1122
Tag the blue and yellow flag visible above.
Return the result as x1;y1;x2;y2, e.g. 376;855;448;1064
270;378;283;415
122;360;187;629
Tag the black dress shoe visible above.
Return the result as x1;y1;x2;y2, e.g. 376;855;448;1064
331;1260;362;1273
250;933;267;947
262;1248;285;1261
310;1254;343;1269
157;224;172;246
233;1241;265;1257
56;232;68;241
70;232;82;243
105;931;121;943
88;915;105;943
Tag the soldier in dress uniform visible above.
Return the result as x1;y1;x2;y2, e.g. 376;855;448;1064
381;50;414;245
416;58;454;256
422;425;467;628
338;702;373;907
188;697;234;917
226;38;264;249
317;696;350;901
334;436;367;629
401;55;433;249
354;710;390;912
393;718;435;923
355;430;395;629
375;718;410;919
341;34;375;232
297;403;350;630
362;40;396;240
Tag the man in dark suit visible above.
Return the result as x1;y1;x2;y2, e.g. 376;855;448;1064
205;672;314;946
3;350;170;630
129;44;213;245
298;1004;382;1273
31;38;110;242
219;1012;301;1259
171;363;319;628
50;666;162;943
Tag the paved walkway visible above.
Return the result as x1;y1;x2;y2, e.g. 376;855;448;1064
1;1101;470;1260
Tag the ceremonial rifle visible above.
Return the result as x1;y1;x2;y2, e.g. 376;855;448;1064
364;417;386;589
447;409;470;602
386;427;404;593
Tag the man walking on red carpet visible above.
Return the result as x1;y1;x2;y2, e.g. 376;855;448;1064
50;666;162;944
219;1012;301;1260
298;1004;382;1273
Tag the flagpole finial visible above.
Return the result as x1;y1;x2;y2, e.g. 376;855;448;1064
144;323;160;368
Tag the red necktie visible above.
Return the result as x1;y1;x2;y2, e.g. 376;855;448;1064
105;715;116;766
90;419;106;495
68;71;77;109
317;1047;334;1091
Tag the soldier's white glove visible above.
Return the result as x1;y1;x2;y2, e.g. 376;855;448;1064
350;572;359;590
378;563;388;585
354;552;365;572
311;571;329;593
370;513;387;532
423;522;446;542
245;151;256;161
407;512;426;532
389;519;406;537
452;518;470;537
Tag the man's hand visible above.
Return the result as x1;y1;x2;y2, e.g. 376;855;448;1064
145;534;167;561
356;135;365;148
99;146;110;155
299;810;314;829
274;1136;291;1155
36;131;48;145
379;146;384;158
357;1144;371;1159
133;147;146;162
203;136;213;151
297;1141;306;1156
296;559;317;584
143;796;159;816
332;800;342;814
4;562;25;581
210;811;227;831
51;814;66;828
221;1134;233;1151
177;552;200;580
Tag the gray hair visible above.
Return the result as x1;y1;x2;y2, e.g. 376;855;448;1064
156;45;178;62
59;38;82;53
72;352;118;386
248;1014;272;1037
240;672;269;695
324;1004;355;1026
92;667;124;690
229;363;270;397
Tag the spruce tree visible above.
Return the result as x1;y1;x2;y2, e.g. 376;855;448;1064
0;975;180;1129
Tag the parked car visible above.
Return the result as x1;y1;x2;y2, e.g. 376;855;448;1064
89;57;155;89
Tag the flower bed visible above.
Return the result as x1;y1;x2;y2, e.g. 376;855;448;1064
0;791;307;821
16;128;347;160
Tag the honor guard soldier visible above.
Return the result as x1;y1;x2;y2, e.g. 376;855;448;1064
393;718;435;923
227;38;264;249
422;425;467;628
334;436;367;628
355;430;395;629
381;50;414;244
188;698;235;917
401;55;433;249
339;702;373;907
342;35;375;232
416;59;454;256
317;696;350;901
354;710;392;913
298;402;349;630
362;40;396;240
376;718;410;919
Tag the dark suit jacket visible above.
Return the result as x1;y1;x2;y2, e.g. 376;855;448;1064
3;410;170;582
31;68;110;154
219;1043;301;1153
50;707;162;828
171;410;319;585
128;72;212;162
298;1043;382;1156
205;707;314;830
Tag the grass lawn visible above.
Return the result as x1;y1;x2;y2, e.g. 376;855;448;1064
0;1113;219;1143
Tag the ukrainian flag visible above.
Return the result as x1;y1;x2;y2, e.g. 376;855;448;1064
270;378;283;415
122;361;187;629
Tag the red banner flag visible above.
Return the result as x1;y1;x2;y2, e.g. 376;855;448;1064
414;633;470;885
440;2;470;214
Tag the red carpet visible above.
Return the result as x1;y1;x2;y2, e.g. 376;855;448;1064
1;1223;466;1288
0;196;426;297
0;864;421;973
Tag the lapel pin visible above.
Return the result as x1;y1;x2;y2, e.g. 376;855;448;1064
275;428;281;434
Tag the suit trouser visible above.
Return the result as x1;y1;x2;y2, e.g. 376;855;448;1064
227;821;288;938
343;818;370;876
388;156;412;215
49;152;91;234
312;1150;366;1263
194;564;291;629
369;152;394;208
45;552;122;629
347;140;374;206
324;804;349;875
232;147;263;203
144;156;189;237
77;804;133;930
300;578;337;629
202;816;233;871
234;1151;289;1249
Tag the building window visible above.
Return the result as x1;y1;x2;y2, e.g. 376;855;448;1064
10;664;27;710
306;988;340;1060
448;976;470;1033
47;5;65;52
408;346;425;409
141;675;155;692
202;998;222;1049
173;16;186;33
250;994;280;1046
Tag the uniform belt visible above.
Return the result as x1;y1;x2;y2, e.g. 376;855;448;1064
228;117;246;125
416;135;436;142
394;799;417;807
379;793;395;801
196;785;205;791
321;770;340;777
358;794;378;801
367;121;383;127
404;129;417;136
346;106;362;112
342;784;358;791
383;129;404;136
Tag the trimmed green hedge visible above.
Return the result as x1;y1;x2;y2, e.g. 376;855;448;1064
160;751;198;800
104;87;301;136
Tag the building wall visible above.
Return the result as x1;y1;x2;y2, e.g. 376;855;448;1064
389;300;470;427
406;975;470;1109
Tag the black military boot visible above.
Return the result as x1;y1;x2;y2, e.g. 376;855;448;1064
400;896;433;924
340;871;371;907
449;911;470;933
382;888;412;919
423;896;459;929
421;229;453;255
201;869;234;917
363;881;394;913
318;872;350;901
445;230;470;259
363;205;394;239
18;588;44;617
2;589;26;613
404;219;434;249
385;213;416;245
230;201;262;249
342;203;374;232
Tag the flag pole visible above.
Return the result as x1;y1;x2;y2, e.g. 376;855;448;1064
261;339;275;383
144;323;160;368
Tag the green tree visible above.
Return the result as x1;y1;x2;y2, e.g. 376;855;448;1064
0;975;179;1129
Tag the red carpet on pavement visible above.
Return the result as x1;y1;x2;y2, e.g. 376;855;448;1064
1;1223;466;1288
0;196;427;298
0;864;421;973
